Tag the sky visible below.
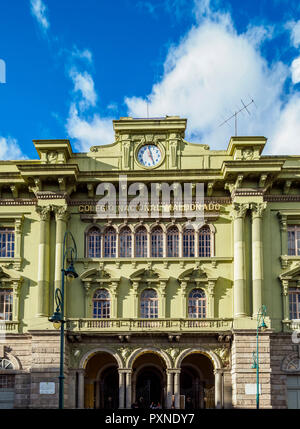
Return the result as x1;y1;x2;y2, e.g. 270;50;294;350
0;0;300;160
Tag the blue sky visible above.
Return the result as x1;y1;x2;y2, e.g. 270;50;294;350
0;0;300;159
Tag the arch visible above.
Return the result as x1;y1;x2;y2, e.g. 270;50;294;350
0;353;21;370
80;267;98;280
79;347;123;370
117;223;134;233
126;347;173;369
133;223;150;233
175;348;222;370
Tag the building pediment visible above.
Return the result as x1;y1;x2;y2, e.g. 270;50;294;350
279;263;300;280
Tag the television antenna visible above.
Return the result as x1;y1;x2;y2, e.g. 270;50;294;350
218;98;256;136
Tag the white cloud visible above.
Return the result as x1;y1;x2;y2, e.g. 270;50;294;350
291;57;300;84
290;20;300;48
69;68;97;109
124;0;300;154
30;0;49;32
0;137;27;160
66;104;114;151
271;95;300;154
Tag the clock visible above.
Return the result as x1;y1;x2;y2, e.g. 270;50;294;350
137;144;162;168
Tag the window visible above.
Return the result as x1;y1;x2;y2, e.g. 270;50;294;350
183;228;195;257
87;227;101;258
188;289;206;318
199;225;211;257
0;375;15;388
119;227;132;257
289;288;300;319
0;359;13;370
151;226;163;257
93;289;110;319
167;226;179;257
140;289;158;318
288;226;300;256
0;228;14;258
0;290;13;321
103;227;116;257
135;226;147;257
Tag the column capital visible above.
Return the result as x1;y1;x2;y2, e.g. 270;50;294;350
53;205;69;222
230;202;249;220
168;369;181;374
213;368;224;375
118;368;132;374
277;212;287;232
250;202;267;219
36;205;51;221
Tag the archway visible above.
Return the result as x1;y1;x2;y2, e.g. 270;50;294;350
84;351;120;409
132;352;166;408
180;353;215;409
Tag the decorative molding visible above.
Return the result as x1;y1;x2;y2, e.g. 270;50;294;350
250;202;267;219
230;202;249;220
36;205;51;221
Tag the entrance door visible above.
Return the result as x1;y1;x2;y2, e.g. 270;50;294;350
0;375;15;409
99;366;119;409
287;375;300;409
136;368;162;408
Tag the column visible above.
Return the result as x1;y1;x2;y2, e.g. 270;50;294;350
14;216;23;261
125;370;132;408
166;370;174;409
54;206;69;312
174;370;181;409
180;281;187;318
195;227;199;257
111;281;119;318
159;281;166;318
116;231;120;258
131;282;139;318
12;280;21;321
231;203;249;318
163;229;167;258
118;371;125;409
78;370;85;409
207;280;216;318
36;206;51;317
214;370;223;409
281;280;289;321
147;230;151;257
179;230;183;258
84;282;91;318
251;203;266;317
278;213;288;255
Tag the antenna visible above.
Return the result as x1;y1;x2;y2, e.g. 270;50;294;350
218;98;256;136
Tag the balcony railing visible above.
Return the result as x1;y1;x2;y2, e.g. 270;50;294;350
0;321;19;333
66;318;233;332
282;319;300;331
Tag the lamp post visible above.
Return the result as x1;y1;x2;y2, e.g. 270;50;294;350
251;304;267;409
49;231;78;409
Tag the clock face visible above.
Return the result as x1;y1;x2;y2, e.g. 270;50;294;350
137;144;162;167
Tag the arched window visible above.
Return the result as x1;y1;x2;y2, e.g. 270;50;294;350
140;289;158;319
103;227;116;257
0;228;14;258
167;226;179;257
199;225;211;257
135;226;147;257
188;289;206;318
93;289;110;319
119;227;132;257
86;226;101;258
183;227;195;257
151;226;163;257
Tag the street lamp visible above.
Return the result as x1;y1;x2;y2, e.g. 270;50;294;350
49;231;78;409
251;305;267;409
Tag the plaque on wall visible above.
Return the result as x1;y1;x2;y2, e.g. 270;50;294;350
39;382;55;395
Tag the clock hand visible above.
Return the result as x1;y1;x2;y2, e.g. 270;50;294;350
147;147;155;164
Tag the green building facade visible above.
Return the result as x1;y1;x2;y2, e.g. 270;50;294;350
0;116;299;408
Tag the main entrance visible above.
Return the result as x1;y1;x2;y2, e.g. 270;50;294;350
136;367;163;407
132;352;166;408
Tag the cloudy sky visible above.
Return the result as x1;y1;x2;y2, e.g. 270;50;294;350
0;0;300;159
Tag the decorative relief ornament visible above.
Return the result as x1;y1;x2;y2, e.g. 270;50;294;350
164;347;181;361
47;151;58;164
213;346;230;367
281;353;300;372
54;206;69;222
116;346;135;362
90;146;98;153
242;148;254;160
